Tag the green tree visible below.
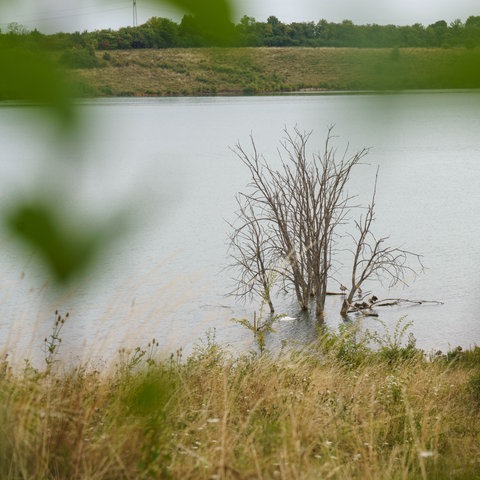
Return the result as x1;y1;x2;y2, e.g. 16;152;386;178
145;17;179;48
427;20;448;47
236;15;262;46
464;16;480;48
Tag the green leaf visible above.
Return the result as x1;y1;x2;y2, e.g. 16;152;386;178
6;202;115;285
0;44;75;128
151;0;234;43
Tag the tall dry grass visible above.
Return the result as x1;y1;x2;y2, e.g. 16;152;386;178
1;323;480;479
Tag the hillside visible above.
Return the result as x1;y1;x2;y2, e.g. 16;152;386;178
70;47;480;97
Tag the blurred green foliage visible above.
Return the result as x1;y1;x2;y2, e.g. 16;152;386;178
0;0;479;288
336;48;480;90
59;45;102;69
161;0;233;44
126;371;173;418
0;0;234;287
6;202;123;285
0;44;74;126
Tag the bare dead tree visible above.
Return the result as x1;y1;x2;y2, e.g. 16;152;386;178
228;126;369;319
227;194;278;313
231;131;309;310
340;170;424;315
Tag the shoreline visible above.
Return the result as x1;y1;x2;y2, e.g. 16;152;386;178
3;88;477;107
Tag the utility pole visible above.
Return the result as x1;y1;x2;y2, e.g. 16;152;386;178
133;0;138;27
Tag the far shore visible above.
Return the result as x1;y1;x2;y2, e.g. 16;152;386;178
68;47;480;98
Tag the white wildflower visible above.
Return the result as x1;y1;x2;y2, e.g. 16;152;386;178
419;450;436;458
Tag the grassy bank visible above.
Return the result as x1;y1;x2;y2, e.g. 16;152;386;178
70;47;480;97
1;322;480;479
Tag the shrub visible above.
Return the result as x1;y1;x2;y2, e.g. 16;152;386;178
59;47;101;68
319;322;371;368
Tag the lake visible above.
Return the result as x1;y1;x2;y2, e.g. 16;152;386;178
1;91;480;365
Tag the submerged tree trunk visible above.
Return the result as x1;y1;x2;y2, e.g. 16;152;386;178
340;286;358;315
262;278;275;314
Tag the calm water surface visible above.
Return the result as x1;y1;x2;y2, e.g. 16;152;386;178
1;92;480;364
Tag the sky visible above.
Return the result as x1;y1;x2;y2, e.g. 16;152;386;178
0;0;478;34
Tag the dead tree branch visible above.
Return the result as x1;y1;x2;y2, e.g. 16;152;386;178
340;168;424;315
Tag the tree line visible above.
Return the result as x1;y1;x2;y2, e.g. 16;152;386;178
2;14;480;52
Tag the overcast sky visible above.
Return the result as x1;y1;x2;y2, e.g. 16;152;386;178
0;0;479;33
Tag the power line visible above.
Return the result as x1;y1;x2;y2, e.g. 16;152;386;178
0;2;131;29
0;1;180;32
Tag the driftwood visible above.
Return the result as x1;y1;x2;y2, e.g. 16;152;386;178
347;297;443;314
373;298;444;307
